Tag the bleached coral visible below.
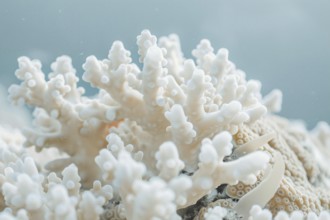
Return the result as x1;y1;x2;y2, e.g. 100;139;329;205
0;130;111;219
0;30;329;219
8;55;109;186
248;205;330;220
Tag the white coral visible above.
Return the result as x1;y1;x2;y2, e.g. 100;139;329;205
249;205;330;220
46;185;77;220
8;55;113;186
2;30;329;220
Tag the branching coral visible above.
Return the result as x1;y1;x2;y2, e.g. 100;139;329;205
0;125;112;219
8;55;112;186
0;30;329;219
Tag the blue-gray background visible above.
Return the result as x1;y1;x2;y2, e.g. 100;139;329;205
1;0;329;128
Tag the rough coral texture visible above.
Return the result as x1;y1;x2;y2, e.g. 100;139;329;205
0;30;329;219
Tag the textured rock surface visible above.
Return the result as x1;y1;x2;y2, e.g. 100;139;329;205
196;115;330;219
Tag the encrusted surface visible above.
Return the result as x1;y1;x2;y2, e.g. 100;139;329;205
195;116;330;219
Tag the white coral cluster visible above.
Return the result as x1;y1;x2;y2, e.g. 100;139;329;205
0;128;112;220
0;30;329;219
248;205;330;220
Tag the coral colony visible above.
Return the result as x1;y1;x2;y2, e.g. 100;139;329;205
0;30;330;220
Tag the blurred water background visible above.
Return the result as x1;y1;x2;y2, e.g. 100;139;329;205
0;0;329;128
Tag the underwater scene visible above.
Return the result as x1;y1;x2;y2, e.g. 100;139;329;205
0;1;330;219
